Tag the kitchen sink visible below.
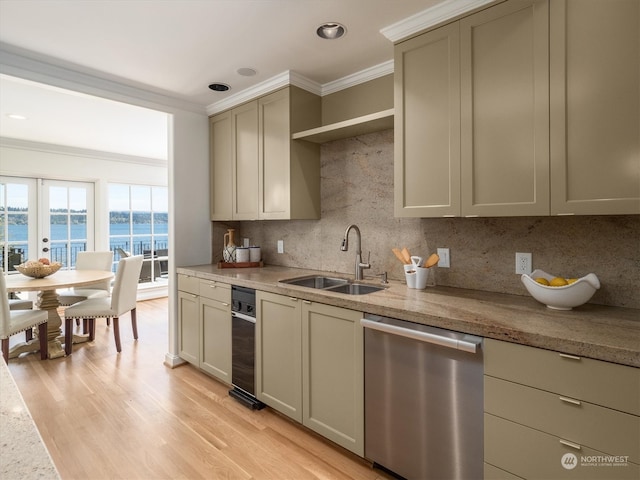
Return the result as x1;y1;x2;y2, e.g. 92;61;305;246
280;275;349;289
279;275;385;295
325;283;386;295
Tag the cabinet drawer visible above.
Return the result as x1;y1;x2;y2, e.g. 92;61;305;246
484;339;640;414
484;462;523;480
485;376;639;463
485;414;640;480
199;280;230;303
177;274;199;295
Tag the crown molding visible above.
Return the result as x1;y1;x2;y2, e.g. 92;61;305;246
0;43;206;115
381;0;495;43
321;61;393;96
0;137;167;167
205;71;323;116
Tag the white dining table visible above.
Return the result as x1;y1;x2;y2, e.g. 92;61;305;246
5;270;114;359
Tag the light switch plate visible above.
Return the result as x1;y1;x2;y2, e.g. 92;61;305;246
437;248;450;268
277;240;284;254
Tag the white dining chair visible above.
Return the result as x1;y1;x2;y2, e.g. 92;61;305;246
63;255;143;355
58;251;114;306
1;270;48;362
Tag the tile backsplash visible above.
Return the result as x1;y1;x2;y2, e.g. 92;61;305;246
213;129;640;309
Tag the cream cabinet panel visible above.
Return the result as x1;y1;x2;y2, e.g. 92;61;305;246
484;338;640;415
209;87;320;221
255;290;302;422
258;87;321;220
485;414;640;480
209;111;232;221
485;376;639;463
484;462;524;480
395;0;549;218
232;101;259;220
484;339;640;479
550;0;640;214
199;281;231;384
394;22;460;217
259;89;290;218
177;275;200;366
301;302;364;456
460;0;549;216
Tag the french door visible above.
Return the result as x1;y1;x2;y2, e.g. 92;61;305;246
0;176;95;271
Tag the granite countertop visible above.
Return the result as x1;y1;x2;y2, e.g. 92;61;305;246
178;264;640;368
0;359;60;480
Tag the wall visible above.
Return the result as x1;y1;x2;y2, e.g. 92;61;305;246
215;129;640;309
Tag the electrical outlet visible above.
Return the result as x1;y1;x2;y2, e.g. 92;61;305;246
515;252;532;275
437;248;450;268
277;240;284;254
243;237;250;248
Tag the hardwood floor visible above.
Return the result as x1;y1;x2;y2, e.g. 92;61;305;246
7;298;391;480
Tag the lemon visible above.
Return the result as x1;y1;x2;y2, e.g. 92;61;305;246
535;277;550;286
549;277;568;287
567;278;578;284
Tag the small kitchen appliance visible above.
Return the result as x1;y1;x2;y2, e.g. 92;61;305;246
229;285;265;409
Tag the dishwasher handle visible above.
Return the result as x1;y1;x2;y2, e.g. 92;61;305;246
232;311;256;324
361;318;482;353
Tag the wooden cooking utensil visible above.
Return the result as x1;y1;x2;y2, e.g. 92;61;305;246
424;253;440;268
401;247;412;264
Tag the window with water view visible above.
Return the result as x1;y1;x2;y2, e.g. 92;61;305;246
109;184;168;282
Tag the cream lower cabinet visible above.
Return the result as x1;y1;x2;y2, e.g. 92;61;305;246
255;290;302;421
301;301;364;456
177;274;231;384
198;280;231;383
256;290;364;456
484;339;640;479
177;274;200;365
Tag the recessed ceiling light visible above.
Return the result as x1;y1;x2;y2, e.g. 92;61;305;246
317;22;346;40
7;114;27;120
208;83;230;92
237;68;257;77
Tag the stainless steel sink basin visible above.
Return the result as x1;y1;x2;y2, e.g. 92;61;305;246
325;283;386;295
279;275;385;295
280;275;349;289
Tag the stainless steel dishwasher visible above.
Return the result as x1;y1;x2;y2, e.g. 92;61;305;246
362;314;483;480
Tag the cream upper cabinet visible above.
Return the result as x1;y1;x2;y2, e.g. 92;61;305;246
460;0;549;216
549;0;640;215
209;86;321;221
394;22;461;217
259;87;321;220
209;111;233;221
395;0;549;218
232;101;260;220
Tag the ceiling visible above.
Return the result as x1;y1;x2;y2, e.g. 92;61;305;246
0;0;445;160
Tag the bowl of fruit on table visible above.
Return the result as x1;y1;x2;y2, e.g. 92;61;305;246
15;258;62;278
521;269;600;310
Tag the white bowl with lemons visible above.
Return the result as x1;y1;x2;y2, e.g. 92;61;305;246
521;269;600;310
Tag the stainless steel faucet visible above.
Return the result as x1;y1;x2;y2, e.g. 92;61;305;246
341;224;371;281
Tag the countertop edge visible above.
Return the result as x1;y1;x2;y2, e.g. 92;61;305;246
177;265;640;368
0;359;61;480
